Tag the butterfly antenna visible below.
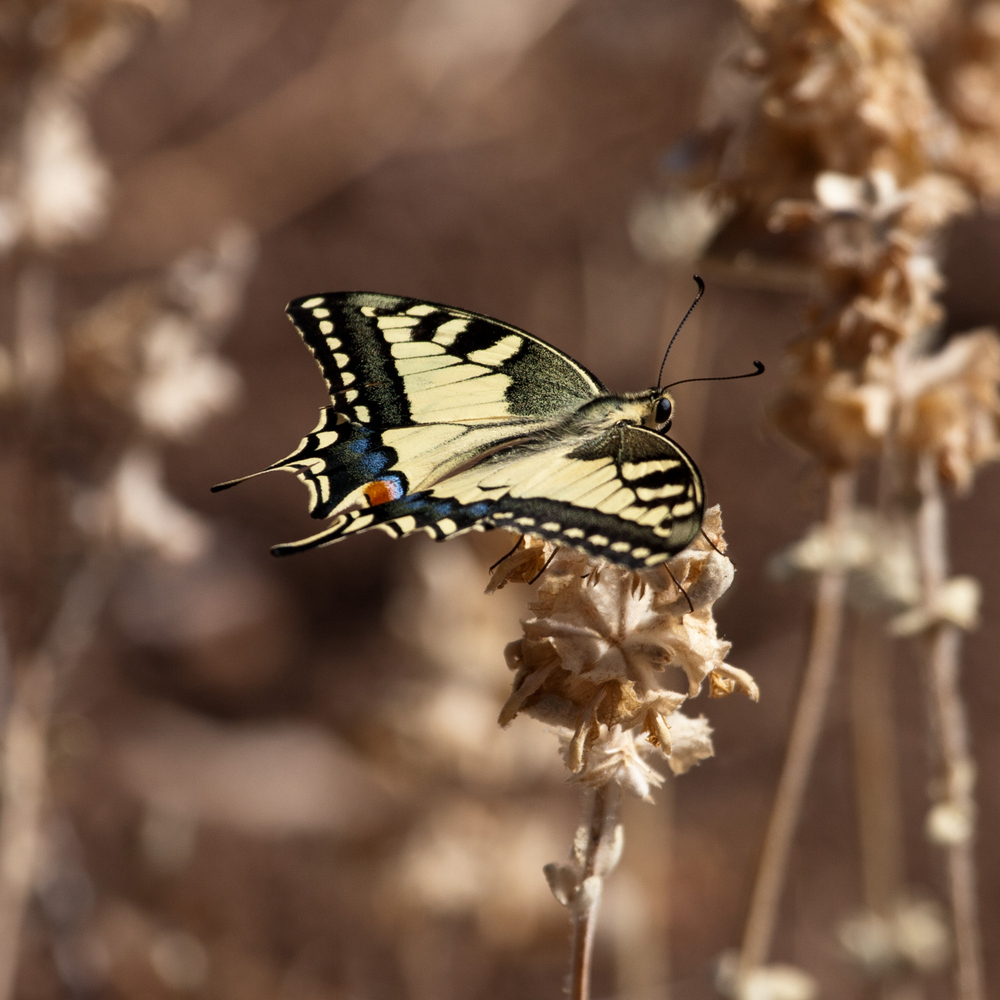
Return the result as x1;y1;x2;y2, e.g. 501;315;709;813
657;274;706;388
663;360;765;391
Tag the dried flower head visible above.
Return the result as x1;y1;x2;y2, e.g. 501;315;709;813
730;0;948;208
496;507;757;798
897;328;1000;490
838;899;951;976
20;84;110;249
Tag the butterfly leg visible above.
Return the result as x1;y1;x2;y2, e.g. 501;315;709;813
489;534;524;573
664;562;694;614
526;548;558;586
700;528;723;556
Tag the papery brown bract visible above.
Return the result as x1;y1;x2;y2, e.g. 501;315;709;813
497;507;756;798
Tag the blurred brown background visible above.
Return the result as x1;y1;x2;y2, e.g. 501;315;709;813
3;0;1000;998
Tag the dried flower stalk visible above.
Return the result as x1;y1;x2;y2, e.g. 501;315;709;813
494;507;757;998
738;470;854;984
545;784;622;1000
666;0;1000;994
914;453;984;1000
0;555;113;1000
848;614;905;917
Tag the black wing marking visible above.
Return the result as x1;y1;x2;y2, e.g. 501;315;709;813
269;491;496;556
285;292;607;427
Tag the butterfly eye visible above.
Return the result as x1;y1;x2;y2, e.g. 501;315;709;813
655;397;673;427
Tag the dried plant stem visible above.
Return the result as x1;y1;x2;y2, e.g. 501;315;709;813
570;783;621;1000
0;555;114;1000
914;455;984;1000
0;651;55;1000
848;614;905;915
611;782;673;1000
738;470;855;980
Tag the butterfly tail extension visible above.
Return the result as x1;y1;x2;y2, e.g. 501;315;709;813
270;492;497;556
213;409;406;519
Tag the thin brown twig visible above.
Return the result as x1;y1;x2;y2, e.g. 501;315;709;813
569;783;621;1000
914;454;985;1000
737;470;855;982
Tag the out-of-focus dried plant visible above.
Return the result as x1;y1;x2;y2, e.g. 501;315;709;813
636;1;1000;998
0;4;256;996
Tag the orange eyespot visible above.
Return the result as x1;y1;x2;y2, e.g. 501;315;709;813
363;479;401;506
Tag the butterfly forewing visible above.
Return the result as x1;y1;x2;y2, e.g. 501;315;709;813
285;292;606;426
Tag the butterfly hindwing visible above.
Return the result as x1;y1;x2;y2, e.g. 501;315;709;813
270;490;496;556
504;425;704;567
211;408;405;519
266;423;704;570
425;423;704;568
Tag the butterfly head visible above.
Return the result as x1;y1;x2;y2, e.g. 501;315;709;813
577;388;677;436
650;392;674;433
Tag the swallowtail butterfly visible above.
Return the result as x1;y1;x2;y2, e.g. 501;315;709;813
213;291;757;570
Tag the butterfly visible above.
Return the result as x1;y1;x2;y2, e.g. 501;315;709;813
213;288;761;570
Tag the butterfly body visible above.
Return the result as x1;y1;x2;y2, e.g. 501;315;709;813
213;292;705;570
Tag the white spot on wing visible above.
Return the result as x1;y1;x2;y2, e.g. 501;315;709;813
407;304;438;316
622;459;681;479
637;505;668;526
354;405;370;422
313;308;330;318
396;355;463;376
378;315;420;330
433;318;469;345
319;320;334;334
344;513;375;533
391;341;446;358
597;488;636;513
467;334;523;367
636;483;685;501
301;297;323;308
